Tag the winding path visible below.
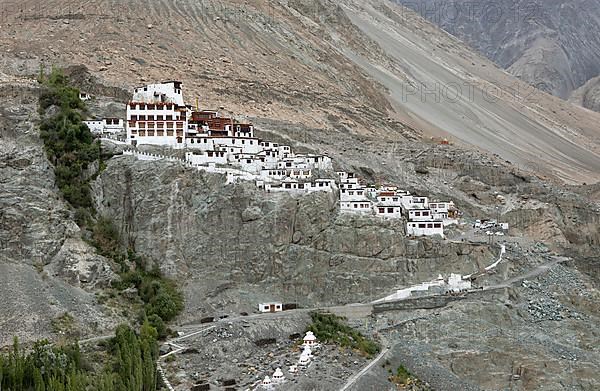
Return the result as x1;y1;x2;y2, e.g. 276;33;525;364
339;346;390;391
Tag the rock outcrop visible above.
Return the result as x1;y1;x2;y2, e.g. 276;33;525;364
0;82;118;345
93;156;494;320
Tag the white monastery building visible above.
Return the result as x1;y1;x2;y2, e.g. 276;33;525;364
122;81;335;196
336;172;459;238
117;82;459;239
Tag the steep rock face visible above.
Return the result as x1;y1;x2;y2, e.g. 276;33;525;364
0;82;119;345
93;157;495;318
394;0;600;103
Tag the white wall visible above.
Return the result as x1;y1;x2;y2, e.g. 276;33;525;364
132;82;185;106
406;221;444;237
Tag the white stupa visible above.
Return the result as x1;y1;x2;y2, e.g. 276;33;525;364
262;376;272;387
299;351;311;367
302;345;313;357
272;368;285;383
303;331;317;347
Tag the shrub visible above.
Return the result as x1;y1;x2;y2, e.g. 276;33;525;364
306;312;380;357
92;217;124;261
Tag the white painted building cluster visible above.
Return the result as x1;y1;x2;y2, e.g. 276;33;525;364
118;81;335;195
374;273;472;302
337;172;459;237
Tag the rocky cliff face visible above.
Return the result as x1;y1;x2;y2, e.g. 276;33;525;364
92;156;494;320
0;81;120;346
394;0;600;105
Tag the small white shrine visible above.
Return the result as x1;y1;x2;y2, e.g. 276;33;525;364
262;376;272;387
299;351;311;367
272;368;285;383
302;346;313;357
303;331;317;347
289;365;298;374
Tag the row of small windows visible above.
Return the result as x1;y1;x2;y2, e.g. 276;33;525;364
342;203;370;209
409;223;442;229
129;104;175;110
130;122;184;129
130;115;177;121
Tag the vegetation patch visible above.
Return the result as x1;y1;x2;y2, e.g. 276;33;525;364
51;312;79;339
0;322;158;390
39;68;101;219
112;258;184;339
306;312;380;357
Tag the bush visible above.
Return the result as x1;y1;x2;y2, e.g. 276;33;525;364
306;312;380;357
92;217;124;261
390;365;414;386
147;314;167;340
111;252;184;329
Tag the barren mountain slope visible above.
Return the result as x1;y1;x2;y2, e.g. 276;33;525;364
570;76;600;113
394;0;600;102
1;0;599;184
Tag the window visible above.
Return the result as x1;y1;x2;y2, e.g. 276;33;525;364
418;224;426;228
157;115;164;121
379;208;385;213
388;208;393;213
434;223;442;228
427;223;433;228
423;211;429;216
415;211;421;216
354;204;358;208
